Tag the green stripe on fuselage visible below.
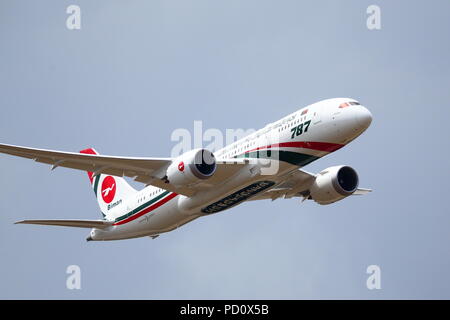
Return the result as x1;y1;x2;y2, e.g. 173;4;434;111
114;190;171;223
236;150;319;166
92;175;106;218
93;175;100;196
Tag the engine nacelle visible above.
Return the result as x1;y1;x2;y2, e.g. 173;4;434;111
309;165;359;205
166;149;216;187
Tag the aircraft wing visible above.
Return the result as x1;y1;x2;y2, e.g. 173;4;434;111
250;169;316;201
0;143;249;197
250;169;371;201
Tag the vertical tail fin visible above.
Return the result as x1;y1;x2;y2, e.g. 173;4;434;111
80;148;137;218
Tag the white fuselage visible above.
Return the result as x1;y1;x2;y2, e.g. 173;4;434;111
90;98;372;241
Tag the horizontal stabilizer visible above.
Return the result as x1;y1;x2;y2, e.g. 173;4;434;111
15;219;114;229
352;188;372;195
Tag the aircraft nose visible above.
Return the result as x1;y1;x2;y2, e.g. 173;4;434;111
356;106;372;130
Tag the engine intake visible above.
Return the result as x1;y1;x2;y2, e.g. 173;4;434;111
309;165;359;205
166;149;217;187
193;150;216;177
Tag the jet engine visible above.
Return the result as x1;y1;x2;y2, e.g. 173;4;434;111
309;165;359;205
166;149;217;187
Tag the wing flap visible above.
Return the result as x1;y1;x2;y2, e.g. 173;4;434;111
15;219;114;229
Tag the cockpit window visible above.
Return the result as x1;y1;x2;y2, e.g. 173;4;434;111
339;101;360;108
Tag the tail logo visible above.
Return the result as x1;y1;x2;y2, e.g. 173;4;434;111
101;176;116;203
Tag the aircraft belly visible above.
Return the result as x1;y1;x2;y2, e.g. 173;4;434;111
177;161;298;215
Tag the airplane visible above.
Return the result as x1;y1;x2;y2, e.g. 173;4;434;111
0;98;372;241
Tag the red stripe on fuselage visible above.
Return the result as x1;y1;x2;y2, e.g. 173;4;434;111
245;141;344;154
113;192;178;226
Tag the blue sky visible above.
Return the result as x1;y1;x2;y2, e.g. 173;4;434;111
0;0;449;299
